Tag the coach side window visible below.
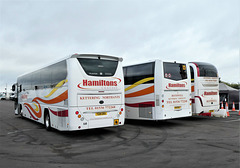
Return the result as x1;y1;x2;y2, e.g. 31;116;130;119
40;66;52;88
17;77;23;92
18;60;67;90
22;74;32;91
124;62;155;85
32;71;41;89
51;60;67;86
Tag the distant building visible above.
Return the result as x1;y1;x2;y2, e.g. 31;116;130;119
219;83;239;109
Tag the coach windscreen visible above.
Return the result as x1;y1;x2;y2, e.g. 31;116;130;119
197;63;218;77
163;62;187;81
78;58;118;77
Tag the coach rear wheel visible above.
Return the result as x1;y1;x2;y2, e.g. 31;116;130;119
44;112;51;131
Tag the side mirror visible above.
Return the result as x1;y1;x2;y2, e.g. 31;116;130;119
19;85;22;92
12;84;15;91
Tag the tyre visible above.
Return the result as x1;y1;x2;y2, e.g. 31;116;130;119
20;110;23;118
44;112;51;131
19;105;23;118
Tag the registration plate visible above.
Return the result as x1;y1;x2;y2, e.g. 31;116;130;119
174;106;181;110
95;112;107;116
209;110;214;113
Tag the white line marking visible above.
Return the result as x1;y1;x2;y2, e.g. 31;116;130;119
7;129;33;135
224;118;240;122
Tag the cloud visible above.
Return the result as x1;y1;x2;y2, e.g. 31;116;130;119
0;0;239;91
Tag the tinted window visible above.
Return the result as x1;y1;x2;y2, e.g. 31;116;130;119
18;60;67;90
32;71;41;86
40;67;52;88
51;61;67;85
190;66;194;82
78;58;118;76
124;62;155;85
163;62;187;81
22;74;32;90
198;63;218;77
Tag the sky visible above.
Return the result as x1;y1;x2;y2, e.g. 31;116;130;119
0;0;239;92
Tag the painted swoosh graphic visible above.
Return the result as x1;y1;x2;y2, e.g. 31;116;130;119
125;77;154;92
110;77;122;84
44;79;68;98
24;99;42;119
125;85;154;98
25;105;39;120
24;90;68;120
34;90;68;104
33;103;39;111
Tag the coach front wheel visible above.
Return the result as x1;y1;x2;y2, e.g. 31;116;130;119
19;105;23;118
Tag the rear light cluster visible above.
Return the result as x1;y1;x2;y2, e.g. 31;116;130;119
119;108;123;115
75;111;81;118
76;111;84;129
162;100;164;108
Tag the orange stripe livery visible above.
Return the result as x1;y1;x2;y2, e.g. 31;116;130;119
125;86;154;98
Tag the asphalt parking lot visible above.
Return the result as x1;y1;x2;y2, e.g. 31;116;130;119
0;100;239;168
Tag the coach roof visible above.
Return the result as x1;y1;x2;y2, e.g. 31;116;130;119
70;54;123;62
